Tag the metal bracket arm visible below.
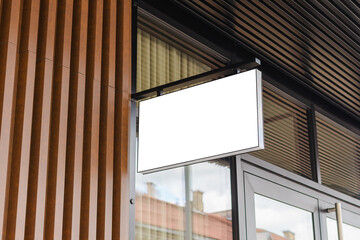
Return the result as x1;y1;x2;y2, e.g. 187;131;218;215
132;57;261;100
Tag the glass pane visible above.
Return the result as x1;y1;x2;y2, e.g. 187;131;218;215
327;218;360;240
135;167;186;239
251;87;312;179
190;160;232;239
137;27;211;92
255;194;314;240
317;115;360;199
135;159;232;239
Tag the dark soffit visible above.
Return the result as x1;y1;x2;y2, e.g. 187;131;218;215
173;0;360;120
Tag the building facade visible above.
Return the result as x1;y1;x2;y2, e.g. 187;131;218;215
0;0;359;240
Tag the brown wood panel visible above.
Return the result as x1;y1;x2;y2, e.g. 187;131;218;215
63;72;86;240
113;0;131;239
19;0;40;53
0;0;21;45
96;0;116;239
80;79;101;240
45;65;71;240
25;0;57;239
113;91;130;240
0;0;2;28
6;0;41;239
35;0;57;62
44;0;73;239
0;0;132;239
52;0;73;236
97;83;115;240
0;41;18;240
8;50;37;240
80;0;103;239
104;0;116;88
0;0;22;238
62;0;88;239
25;58;54;240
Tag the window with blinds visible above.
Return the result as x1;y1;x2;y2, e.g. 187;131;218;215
135;10;234;240
251;87;312;179
316;115;360;199
137;27;212;92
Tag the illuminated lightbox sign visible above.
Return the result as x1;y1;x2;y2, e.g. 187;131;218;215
137;69;264;173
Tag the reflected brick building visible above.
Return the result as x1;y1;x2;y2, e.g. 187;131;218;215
135;193;232;240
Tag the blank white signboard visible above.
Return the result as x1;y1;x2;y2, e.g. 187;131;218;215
138;69;263;173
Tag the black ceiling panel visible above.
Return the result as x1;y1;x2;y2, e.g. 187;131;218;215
174;0;360;118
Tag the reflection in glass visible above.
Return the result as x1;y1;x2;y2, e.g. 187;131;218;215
190;160;232;239
135;159;232;239
254;194;314;240
327;218;360;240
317;115;360;199
135;167;186;239
250;87;312;179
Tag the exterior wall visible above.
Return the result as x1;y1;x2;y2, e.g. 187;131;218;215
0;0;131;239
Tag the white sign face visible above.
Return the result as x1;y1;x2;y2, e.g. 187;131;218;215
138;69;263;173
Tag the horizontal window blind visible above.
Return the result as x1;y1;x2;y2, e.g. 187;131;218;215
317;116;360;199
251;87;312;179
137;28;212;92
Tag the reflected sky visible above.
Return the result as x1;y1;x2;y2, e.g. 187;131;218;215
327;218;360;240
255;194;314;240
136;166;186;205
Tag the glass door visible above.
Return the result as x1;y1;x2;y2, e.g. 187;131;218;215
243;172;321;240
320;200;360;240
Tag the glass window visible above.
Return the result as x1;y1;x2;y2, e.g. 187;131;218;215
251;87;312;179
135;9;232;239
326;218;360;240
254;194;314;240
316;115;360;199
137;22;214;93
135;160;233;240
135;167;186;239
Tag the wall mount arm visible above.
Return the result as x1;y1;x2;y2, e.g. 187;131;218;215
131;57;261;101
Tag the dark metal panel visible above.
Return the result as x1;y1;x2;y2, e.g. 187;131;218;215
132;58;260;100
307;105;321;184
230;158;240;240
174;0;360;118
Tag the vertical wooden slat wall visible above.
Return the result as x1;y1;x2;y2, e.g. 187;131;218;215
0;0;132;239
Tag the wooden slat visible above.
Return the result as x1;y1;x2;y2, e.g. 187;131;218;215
97;84;115;240
0;0;2;28
96;0;116;239
105;1;116;239
5;0;40;239
0;0;22;239
113;0;131;239
43;0;73;239
62;0;88;239
80;0;103;239
24;0;57;239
